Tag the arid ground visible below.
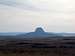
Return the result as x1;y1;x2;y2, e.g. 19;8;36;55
0;37;75;56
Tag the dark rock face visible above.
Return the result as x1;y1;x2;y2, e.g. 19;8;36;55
35;27;45;33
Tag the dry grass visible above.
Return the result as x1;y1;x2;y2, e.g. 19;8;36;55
0;53;16;56
0;48;75;56
0;37;75;56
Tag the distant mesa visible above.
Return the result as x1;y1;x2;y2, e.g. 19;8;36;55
20;27;60;38
35;27;45;33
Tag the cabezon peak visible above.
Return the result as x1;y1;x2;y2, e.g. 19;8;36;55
35;27;45;33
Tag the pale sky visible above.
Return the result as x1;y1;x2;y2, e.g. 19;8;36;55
0;0;75;32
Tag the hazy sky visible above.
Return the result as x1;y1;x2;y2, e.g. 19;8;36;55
0;0;75;32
